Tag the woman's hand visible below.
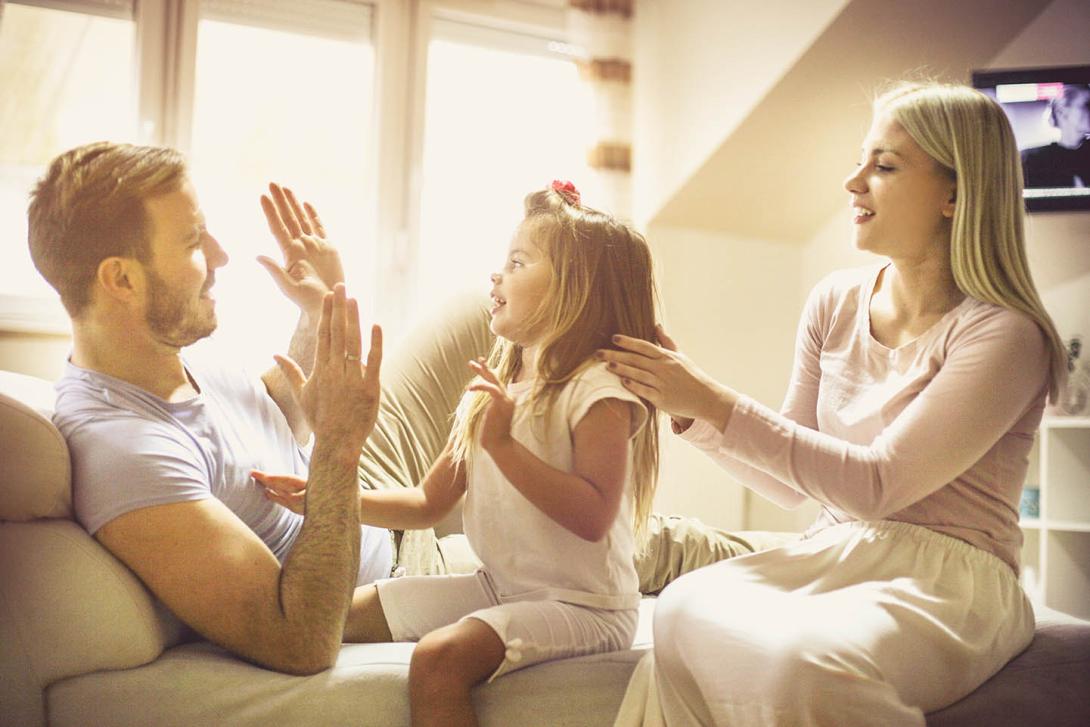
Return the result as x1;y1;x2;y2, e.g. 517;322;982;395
252;471;307;514
466;358;516;455
258;182;346;317
598;324;736;432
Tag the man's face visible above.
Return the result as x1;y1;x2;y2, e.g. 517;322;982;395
1061;89;1090;137
141;179;229;348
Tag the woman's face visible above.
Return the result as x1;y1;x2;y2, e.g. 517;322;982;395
842;111;957;262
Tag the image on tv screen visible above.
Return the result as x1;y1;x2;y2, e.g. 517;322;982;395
973;65;1090;212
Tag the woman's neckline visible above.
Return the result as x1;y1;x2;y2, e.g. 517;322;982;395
862;263;972;354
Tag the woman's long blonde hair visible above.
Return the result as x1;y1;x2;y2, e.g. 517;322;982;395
878;82;1067;401
451;187;661;539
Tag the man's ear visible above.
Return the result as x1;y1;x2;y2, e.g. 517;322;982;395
95;257;143;304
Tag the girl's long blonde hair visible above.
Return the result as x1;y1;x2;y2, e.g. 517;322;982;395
451;187;661;540
878;82;1067;401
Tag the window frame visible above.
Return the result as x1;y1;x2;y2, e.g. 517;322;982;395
1;0;567;335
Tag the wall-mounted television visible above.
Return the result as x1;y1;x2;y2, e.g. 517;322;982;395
972;65;1090;213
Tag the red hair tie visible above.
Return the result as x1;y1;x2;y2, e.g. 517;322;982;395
551;179;581;206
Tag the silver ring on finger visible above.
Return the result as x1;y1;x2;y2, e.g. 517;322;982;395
345;354;361;362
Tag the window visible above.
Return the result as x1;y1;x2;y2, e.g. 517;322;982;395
0;0;583;353
0;0;137;331
187;0;375;369
412;18;595;320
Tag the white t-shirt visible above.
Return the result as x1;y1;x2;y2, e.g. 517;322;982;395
55;359;392;586
462;361;648;611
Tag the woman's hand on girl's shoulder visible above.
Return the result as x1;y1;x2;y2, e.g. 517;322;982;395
597;324;735;431
466;358;517;455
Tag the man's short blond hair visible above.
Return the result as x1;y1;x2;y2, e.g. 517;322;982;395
28;141;188;317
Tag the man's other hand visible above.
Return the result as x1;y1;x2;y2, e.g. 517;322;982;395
274;284;382;450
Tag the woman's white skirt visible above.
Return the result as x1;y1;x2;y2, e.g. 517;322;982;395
614;520;1034;727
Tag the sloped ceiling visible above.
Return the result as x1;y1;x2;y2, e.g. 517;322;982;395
650;0;1052;242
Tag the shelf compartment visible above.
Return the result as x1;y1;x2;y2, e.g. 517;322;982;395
1043;530;1090;620
1041;427;1090;524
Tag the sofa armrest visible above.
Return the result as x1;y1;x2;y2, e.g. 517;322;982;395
0;370;71;520
0;520;188;726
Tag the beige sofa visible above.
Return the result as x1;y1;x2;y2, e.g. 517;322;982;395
3;297;1088;727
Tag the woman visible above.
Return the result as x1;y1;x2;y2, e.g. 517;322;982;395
602;82;1067;726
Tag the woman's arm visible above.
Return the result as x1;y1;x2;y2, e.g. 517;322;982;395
719;311;1049;519
468;360;632;542
253;441;467;530
678;419;810;509
603;283;830;511
602;280;1049;519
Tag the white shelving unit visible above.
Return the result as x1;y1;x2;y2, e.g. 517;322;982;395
1020;415;1090;619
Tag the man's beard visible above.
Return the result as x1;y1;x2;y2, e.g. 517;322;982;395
145;269;217;347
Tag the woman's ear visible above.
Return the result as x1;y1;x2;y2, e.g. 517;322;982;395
942;187;957;219
95;257;143;304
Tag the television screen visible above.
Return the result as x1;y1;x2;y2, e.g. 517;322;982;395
972;65;1090;213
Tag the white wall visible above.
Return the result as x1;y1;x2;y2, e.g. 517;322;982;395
631;0;849;228
647;224;802;530
0;333;70;380
801;0;1090;384
635;0;1089;534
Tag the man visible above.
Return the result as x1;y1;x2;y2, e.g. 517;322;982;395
1021;83;1090;188
30;141;769;678
30;142;387;675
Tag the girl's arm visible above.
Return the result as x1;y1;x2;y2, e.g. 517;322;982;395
252;440;467;530
469;360;632;543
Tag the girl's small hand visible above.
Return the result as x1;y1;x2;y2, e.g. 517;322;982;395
466;357;516;454
598;324;735;430
252;470;307;515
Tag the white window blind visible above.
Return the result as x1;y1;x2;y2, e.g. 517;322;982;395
200;0;372;42
11;0;132;21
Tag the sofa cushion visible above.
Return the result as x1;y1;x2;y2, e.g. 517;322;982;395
0;370;71;520
46;599;658;727
926;604;1090;727
0;519;189;726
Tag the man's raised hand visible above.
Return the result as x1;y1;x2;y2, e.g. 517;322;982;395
258;183;346;316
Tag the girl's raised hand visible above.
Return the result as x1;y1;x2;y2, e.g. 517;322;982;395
466;357;516;454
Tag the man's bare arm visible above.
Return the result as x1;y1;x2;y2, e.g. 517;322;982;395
100;286;382;675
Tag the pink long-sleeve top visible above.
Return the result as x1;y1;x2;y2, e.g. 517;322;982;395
683;264;1050;573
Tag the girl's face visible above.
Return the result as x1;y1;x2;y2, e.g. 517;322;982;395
489;221;553;347
842;111;956;261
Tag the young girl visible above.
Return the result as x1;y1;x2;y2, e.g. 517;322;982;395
256;180;660;727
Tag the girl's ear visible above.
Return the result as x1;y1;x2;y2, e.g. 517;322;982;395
95;257;143;304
